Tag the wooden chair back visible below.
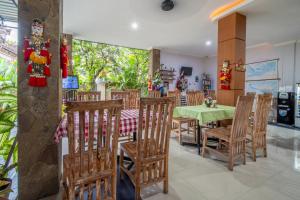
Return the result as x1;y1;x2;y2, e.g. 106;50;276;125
252;94;272;146
63;90;78;102
136;97;175;186
168;90;181;106
64;100;123;200
230;96;254;157
111;91;130;109
77;91;101;101
186;91;204;106
125;89;140;109
148;90;161;98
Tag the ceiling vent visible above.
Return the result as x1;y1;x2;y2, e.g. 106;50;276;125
161;0;175;11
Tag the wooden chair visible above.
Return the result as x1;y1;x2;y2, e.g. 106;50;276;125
247;94;272;161
167;90;181;106
126;89;140;109
120;97;175;200
63;90;77;103
202;95;254;171
111;90;130;109
77;91;101;101
63;100;123;200
186;91;204;106
168;90;197;145
148;90;161;98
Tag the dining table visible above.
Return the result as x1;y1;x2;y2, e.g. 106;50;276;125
173;104;235;154
54;109;140;143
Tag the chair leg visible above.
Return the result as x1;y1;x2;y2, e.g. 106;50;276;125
201;134;207;157
243;141;246;165
163;159;169;194
135;186;141;200
179;122;182;145
263;136;267;158
193;122;196;143
228;148;234;171
264;146;267;158
252;140;257;162
120;149;124;180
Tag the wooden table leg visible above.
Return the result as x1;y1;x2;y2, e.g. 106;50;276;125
197;122;202;155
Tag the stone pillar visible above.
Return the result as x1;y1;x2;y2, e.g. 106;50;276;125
149;48;160;77
18;0;62;199
63;33;73;75
217;12;246;106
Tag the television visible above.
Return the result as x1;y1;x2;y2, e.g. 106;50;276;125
62;75;79;89
180;66;193;76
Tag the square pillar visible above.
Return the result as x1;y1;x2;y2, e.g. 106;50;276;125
217;13;246;106
149;49;160;77
18;0;62;199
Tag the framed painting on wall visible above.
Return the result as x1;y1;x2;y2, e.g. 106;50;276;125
246;59;278;81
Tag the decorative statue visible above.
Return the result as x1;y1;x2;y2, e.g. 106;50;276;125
23;19;51;87
219;60;231;90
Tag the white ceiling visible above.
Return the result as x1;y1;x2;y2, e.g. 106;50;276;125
63;0;300;58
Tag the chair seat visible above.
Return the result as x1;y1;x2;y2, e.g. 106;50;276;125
204;127;231;142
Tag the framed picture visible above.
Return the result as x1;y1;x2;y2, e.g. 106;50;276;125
195;76;199;82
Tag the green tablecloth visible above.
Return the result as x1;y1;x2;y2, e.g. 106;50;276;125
173;104;235;125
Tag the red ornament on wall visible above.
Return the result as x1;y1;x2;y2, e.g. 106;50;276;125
60;36;69;78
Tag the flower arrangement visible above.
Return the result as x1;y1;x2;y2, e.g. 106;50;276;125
204;97;217;108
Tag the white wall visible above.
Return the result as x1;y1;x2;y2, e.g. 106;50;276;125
160;51;206;91
202;41;300;92
203;56;217;90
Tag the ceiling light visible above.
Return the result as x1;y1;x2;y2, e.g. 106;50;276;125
206;41;212;46
131;22;139;30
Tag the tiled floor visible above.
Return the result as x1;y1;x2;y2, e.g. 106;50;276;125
57;125;300;200
142;125;300;200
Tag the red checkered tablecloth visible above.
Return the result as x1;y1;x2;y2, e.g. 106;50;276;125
54;109;139;143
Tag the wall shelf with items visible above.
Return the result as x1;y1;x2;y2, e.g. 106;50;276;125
159;65;176;82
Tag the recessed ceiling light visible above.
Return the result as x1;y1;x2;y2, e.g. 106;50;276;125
206;41;212;46
131;22;139;30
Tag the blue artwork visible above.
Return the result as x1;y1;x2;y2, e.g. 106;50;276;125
245;59;278;97
246;59;278;81
62;76;79;89
246;80;278;97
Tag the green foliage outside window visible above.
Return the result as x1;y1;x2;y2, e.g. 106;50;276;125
72;40;149;92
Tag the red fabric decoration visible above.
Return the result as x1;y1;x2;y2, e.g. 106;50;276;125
27;64;33;73
60;41;69;78
24;48;33;62
44;66;51;76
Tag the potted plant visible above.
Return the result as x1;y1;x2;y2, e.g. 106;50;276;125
0;64;18;198
0;138;17;198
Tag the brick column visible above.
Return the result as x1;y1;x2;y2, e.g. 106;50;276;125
217;12;246;106
18;0;62;199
